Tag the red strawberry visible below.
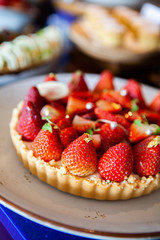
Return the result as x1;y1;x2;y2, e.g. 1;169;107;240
149;92;160;113
96;99;122;113
56;115;72;130
100;122;126;152
61;133;98;176
60;126;78;148
68;70;88;92
124;110;143;122
17;101;44;141
129;120;160;143
71;91;93;101
94;107;130;129
72;115;96;134
91;134;101;151
44;73;56;82
98;143;134;182
122;79;146;108
40;103;65;123
94;70;114;93
101;90;132;109
133;136;160;176
24;86;45;111
66;96;94;115
31;124;63;162
138;109;160;123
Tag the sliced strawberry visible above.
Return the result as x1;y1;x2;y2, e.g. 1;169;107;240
68;70;89;92
40;104;65;123
60;126;78;148
44;73;56;82
101;90;132;109
122;79;146;108
94;107;130;129
94;70;114;93
81;111;96;120
72;115;96;134
61;133;97;177
24;86;45;111
98;143;134;182
71;91;93;102
56;115;72;130
96;99;122;113
17;101;44;141
31;124;63;162
91;134;101;151
138;109;160;123
66;96;94;115
133;136;160;176
129;120;160;143
124;110;143;122
100;122;126;152
149;92;160;113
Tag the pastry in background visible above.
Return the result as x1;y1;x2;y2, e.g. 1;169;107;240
0;26;63;74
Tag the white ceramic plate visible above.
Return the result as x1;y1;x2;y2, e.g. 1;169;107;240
0;74;160;240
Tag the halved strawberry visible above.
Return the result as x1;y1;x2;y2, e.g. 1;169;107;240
149;92;160;113
94;107;130;129
94;70;114;93
66;96;94;115
68;70;89;92
101;90;132;109
98;143;134;182
122;79;146;108
44;73;56;82
72;115;96;134
24;86;45;111
17;101;44;141
56;115;72;130
96;99;122;113
61;133;97;176
138;109;160;123
91;134;101;151
31;124;63;162
133;136;160;176
100;122;127;152
40;104;65;123
129;120;160;143
60;126;78;148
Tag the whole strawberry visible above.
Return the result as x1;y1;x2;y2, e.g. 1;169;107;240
31;124;63;162
68;70;89;93
133;136;160;177
100;122;126;152
98;143;134;182
17;101;44;141
61;133;97;177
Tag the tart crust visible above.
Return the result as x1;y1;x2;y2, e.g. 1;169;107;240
10;101;160;200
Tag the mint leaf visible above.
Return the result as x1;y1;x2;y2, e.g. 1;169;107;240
131;99;139;112
134;119;142;127
155;126;160;135
42;123;52;133
86;128;93;135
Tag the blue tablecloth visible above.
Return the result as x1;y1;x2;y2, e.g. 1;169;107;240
0;204;96;240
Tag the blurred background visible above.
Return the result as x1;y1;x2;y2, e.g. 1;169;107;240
0;0;160;87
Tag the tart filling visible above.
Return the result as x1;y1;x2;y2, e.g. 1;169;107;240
10;72;160;200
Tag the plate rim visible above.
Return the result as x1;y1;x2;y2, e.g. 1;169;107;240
0;73;160;239
1;196;160;239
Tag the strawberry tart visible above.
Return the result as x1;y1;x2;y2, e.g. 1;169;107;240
10;71;160;200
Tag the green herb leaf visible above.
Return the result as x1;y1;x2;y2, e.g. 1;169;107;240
86;129;93;135
42;123;52;133
131;99;139;112
155;126;160;135
134;119;142;127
